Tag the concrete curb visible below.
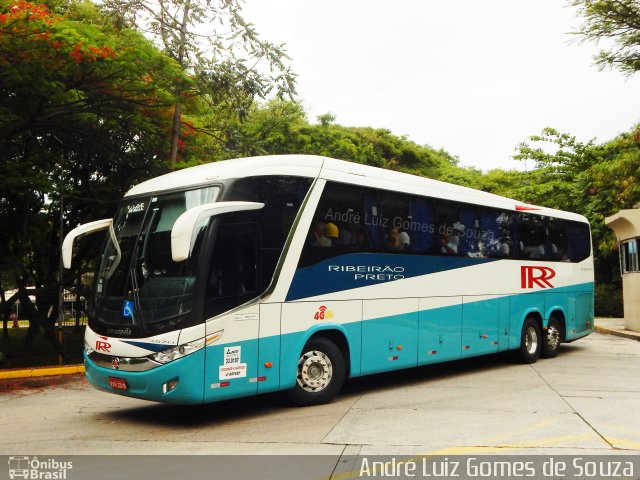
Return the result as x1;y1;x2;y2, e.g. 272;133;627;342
594;324;640;342
0;365;84;380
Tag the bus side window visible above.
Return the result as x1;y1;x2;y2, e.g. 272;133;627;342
481;210;514;258
458;206;481;256
548;218;570;261
435;200;463;255
567;221;591;262
204;221;261;318
380;191;412;253
516;213;548;260
377;191;435;254
298;182;379;267
409;198;434;253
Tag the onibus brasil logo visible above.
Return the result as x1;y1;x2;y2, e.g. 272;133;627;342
8;456;73;479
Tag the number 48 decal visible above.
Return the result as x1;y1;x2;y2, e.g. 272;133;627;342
314;305;334;321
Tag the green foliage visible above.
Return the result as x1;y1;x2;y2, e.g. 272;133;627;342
0;0;184;320
0;0;183;141
212;99;464;181
571;0;640;75
100;0;296;167
317;113;336;126
505;125;640;308
476;168;527;199
512;126;640;253
594;283;624;318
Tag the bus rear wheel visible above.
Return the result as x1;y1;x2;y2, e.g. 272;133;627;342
541;316;562;358
287;336;345;407
517;316;542;364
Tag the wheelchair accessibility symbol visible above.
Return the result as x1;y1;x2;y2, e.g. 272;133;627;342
122;300;135;318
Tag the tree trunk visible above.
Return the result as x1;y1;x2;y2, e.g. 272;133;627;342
168;0;191;169
169;100;181;169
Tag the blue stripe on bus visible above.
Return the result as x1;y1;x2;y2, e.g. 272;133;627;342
286;253;498;301
121;341;172;352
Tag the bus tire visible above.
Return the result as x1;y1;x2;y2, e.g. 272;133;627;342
287;336;345;407
517;316;542;364
541;316;562;358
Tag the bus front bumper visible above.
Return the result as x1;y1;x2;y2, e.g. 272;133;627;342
84;349;205;405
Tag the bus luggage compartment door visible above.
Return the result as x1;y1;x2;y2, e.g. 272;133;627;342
461;295;501;358
361;299;419;375
418;296;462;365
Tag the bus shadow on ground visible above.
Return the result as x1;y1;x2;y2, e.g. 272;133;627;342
103;343;585;428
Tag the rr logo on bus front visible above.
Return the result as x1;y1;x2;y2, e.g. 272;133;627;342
521;266;556;289
96;335;112;353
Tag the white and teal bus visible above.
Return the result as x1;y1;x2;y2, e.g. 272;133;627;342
63;155;594;406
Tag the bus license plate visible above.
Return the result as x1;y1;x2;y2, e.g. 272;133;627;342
109;377;128;390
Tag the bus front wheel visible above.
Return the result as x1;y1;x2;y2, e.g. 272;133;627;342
287;336;345;407
517;316;542;364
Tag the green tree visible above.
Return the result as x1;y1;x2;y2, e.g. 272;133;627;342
512;126;640;316
571;0;640;74
0;0;183;343
101;0;296;168
224;99;474;184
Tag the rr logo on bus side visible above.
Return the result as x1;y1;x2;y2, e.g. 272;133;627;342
521;266;556;289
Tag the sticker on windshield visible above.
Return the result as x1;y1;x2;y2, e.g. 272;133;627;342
122;300;135;318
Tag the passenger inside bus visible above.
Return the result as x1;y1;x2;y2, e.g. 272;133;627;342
310;220;333;247
386;228;410;251
440;222;463;254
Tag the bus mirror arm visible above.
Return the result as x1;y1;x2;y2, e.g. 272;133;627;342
62;219;113;269
171;201;265;262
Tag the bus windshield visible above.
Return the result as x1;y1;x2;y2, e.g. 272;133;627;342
91;187;220;336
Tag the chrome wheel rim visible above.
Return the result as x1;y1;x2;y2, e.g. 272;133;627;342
296;350;333;393
546;325;560;351
525;326;539;355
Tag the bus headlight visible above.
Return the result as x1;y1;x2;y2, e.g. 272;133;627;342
150;338;205;364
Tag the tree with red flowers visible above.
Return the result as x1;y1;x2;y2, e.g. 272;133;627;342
0;0;185;346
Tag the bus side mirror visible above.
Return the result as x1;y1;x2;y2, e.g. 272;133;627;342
171;201;264;262
62;219;112;269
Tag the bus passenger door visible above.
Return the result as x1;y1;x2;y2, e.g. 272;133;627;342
361;299;419;375
204;305;260;402
201;221;262;402
461;295;501;357
418;297;462;364
203;306;259;402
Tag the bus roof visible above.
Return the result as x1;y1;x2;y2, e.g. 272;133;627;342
125;155;587;223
